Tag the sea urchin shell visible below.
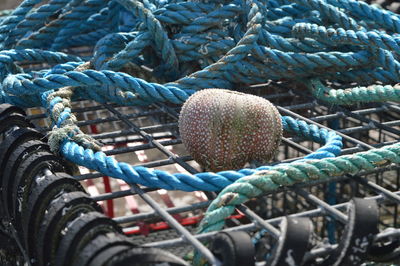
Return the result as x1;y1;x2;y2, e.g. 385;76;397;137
178;89;282;172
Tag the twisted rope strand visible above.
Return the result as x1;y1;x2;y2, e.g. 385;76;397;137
197;142;400;234
4;0;71;49
307;78;400;104
116;0;180;76
0;0;43;47
293;23;400;55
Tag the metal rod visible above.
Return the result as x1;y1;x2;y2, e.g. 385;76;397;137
130;184;221;266
114;201;210;224
143;190;400;248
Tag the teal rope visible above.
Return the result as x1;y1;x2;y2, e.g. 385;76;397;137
292;23;400;54
197;141;400;241
306;78;400;104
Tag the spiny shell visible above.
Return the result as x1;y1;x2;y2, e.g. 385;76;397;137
178;89;282;172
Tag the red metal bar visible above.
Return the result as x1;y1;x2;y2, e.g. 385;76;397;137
124;214;245;235
102;176;114;218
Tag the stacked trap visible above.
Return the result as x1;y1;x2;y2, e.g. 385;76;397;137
1;83;399;265
0;0;399;265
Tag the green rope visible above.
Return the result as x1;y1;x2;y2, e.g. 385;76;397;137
306;78;400;105
197;141;400;238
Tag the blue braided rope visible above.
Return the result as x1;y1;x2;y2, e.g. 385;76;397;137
67;29;111;48
292;0;362;30
103;31;152;71
0;0;44;47
0;49;82;81
327;0;400;32
116;0;180;77
3;0;71;49
181;4;242;34
92;32;138;70
54;115;342;192
154;2;213;25
78;6;111;33
16;0;106;49
51;0;107;50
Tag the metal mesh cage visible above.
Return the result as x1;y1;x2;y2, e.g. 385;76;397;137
15;80;400;264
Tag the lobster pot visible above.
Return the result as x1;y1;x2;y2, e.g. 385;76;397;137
1;80;399;266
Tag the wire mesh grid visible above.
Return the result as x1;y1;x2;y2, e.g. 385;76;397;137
22;80;400;265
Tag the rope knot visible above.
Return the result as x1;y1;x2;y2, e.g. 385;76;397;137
47;125;102;154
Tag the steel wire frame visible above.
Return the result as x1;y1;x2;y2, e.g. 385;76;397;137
23;81;400;265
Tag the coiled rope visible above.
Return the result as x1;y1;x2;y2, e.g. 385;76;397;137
0;0;398;195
